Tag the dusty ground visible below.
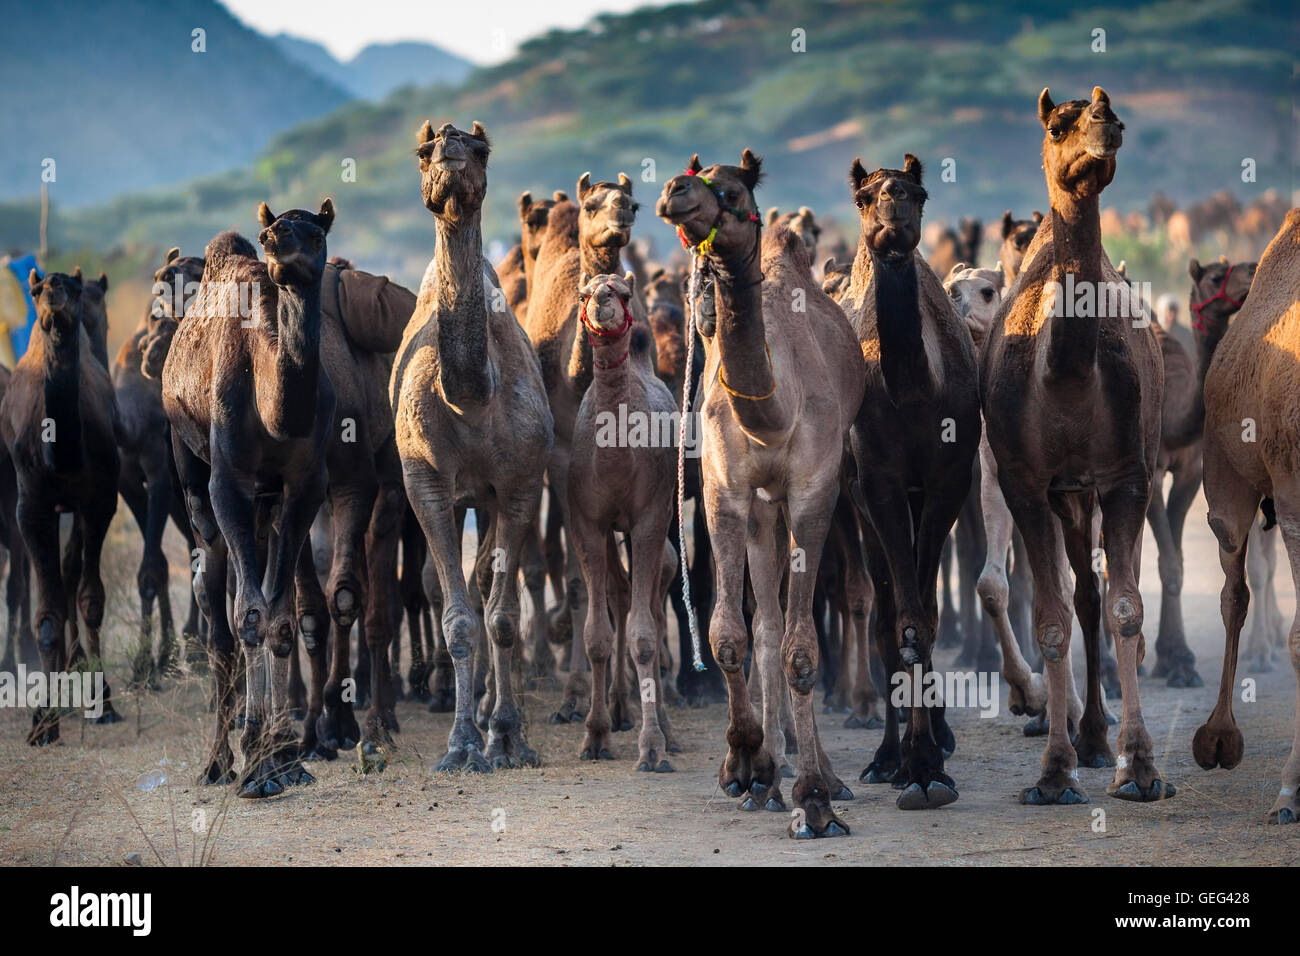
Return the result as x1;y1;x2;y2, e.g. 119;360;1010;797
0;492;1296;867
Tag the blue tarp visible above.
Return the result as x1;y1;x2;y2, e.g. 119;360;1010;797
2;254;42;360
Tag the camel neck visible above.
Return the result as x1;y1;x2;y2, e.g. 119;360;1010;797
869;248;931;405
580;241;623;281
264;279;323;438
433;213;493;408
1046;194;1104;380
590;332;634;398
41;330;84;473
711;239;786;434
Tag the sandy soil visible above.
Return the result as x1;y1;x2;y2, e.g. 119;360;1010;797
0;491;1296;867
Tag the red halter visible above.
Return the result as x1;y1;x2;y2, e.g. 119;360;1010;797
579;297;634;370
1190;263;1245;333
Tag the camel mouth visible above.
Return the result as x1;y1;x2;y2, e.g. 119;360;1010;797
1084;144;1117;159
657;194;699;222
435;158;467;172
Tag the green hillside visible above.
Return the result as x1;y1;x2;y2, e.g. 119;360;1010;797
4;0;1291;299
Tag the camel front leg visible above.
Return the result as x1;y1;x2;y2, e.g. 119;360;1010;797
1149;463;1204;687
294;543;332;759
1244;520;1280;672
571;511;613;761
746;498;789;798
76;490;121;725
1266;506;1300;824
18;493;66;746
627;521;672;773
360;448;404;766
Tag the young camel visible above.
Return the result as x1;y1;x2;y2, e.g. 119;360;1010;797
983;87;1170;805
1194;208;1300;825
163;205;336;796
391;121;552;773
838;156;981;809
657;151;865;837
1145;255;1256;689
568;272;676;770
1;271;122;744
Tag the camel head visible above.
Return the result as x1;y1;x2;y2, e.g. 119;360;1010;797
656;150;763;261
256;199;334;287
645;267;686;379
998;209;1042;279
416;121;490;219
1188;255;1257;342
576;172;637;251
151;246;205;320
578;271;636;337
28;270;83;347
518;190;563;264
767;206;822;262
1038;87;1124;200
849;154;927;260
821;256;851;299
943;262;1005;352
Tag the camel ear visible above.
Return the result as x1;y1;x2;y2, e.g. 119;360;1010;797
1219;254;1229;264
579;271;591;291
470;121;489;143
1188;258;1204;281
165;246;181;265
1038;88;1055;127
1032;210;1043;224
1001;210;1015;238
617;172;632;195
28;269;41;292
799;206;814;219
903;154;922;184
1091;86;1110;108
257;202;276;228
624;271;636;294
687;154;703;174
993;261;1006;290
739;149;761;190
823;257;836;274
517;191;532;220
73;266;83;282
97;271;108;292
650;267;665;282
577;172;592;201
317;198;335;233
553;190;568;203
766;207;780;227
416;120;435;146
947;263;966;281
1117;260;1127;279
849;157;869;191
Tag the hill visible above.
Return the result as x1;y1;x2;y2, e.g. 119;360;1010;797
272;35;475;101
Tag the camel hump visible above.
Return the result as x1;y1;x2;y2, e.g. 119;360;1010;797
330;263;416;355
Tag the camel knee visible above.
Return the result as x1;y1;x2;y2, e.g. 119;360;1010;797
782;643;818;695
1108;590;1143;639
78;585;105;630
1157;554;1183;595
488;611;517;649
976;564;1007;616
443;611;477;660
709;624;745;672
1034;614;1069;663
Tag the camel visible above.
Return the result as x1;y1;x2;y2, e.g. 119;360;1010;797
568;271;676;768
983;87;1170;805
998;210;1043;284
117;248;207;685
765;206;821;263
497;190;563;324
391;121;552;773
656;150;865;837
836;154;980;809
162;203;337;796
1194;208;1300;824
73;269;110;369
821;257;852;300
1144;255;1256;689
0;365;33;675
926;216;982;279
525;170;639;721
1;271;122;744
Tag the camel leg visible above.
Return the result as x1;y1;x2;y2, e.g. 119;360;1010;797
471;515;495;728
1150;463;1204;687
294;544;333;759
747;498;790;794
167;480;204;660
607;539;634;734
360;448;404;764
573;517;614;761
76;491;119;725
1244;520;1279;672
140;442;179;680
1059;498;1114;771
1265;501;1300;824
1009;530;1038;666
654;539;680;750
542;485;569;643
844;551;880;728
18;491;67;746
937;535;960;648
408;464;488;774
954;486;988;668
860;529;903;783
118;471;158;686
520;513;555;681
620;521;672;772
551;452;591;724
400;512;432;700
422;553;453;712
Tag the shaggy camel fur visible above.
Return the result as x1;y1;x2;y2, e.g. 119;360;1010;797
983;87;1170;804
998;210;1043;284
1194;208;1300;824
525;172;639;721
657;151;865;837
391;121;552;773
1145;255;1256;689
568;272;677;769
839;155;980;809
163;204;337;796
1;272;122;744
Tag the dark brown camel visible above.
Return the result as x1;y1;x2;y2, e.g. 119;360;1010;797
162;204;337;797
983;87;1170;805
391;121;552;773
838;155;980;809
0;365;33;675
1;271;122;744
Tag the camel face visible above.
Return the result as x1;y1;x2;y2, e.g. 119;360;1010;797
943;264;1004;352
256;200;334;287
577;173;637;250
518;192;558;264
578;272;635;334
999;210;1042;279
1039;87;1124;197
768;206;821;261
416;121;490;219
30;271;83;345
849;154;926;259
1188;257;1257;340
655;150;762;255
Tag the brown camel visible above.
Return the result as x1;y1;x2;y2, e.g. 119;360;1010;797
568;271;677;769
1194;208;1300;824
496;190;563;324
391;121;552;773
765;206;821;264
162;204;337;796
998;210;1043;284
926;216;982;279
657;151;865;837
1145;255;1256;689
838;155;980;809
525;170;639;721
1;271;122;744
983;87;1170;805
0;365;33;675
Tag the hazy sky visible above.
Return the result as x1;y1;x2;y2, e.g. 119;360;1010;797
220;0;671;64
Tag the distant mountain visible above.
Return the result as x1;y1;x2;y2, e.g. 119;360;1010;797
272;35;475;100
0;0;351;207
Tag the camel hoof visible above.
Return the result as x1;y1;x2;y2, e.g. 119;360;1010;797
897;781;958;810
1077;751;1116;769
289;708;306;722
1193;723;1244;770
738;795;760;811
358;742;388;775
301;745;338;762
653;760;675;773
860;760;897;784
723;780;744;798
1020;785;1088;805
1023;713;1049;737
580;747;614;761
666;741;683;754
198;764;235;786
831;784;854;801
790;819;849;839
1268;807;1297;825
764;794;786;812
1166;667;1203;689
1108;779;1175;802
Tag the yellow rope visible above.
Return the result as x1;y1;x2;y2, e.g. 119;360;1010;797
717;344;777;401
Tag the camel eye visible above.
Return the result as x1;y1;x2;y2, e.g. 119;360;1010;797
1048;125;1062;139
982;289;994;301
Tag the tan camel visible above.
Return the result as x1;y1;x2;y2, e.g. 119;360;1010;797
657;151;865;837
983;87;1170;805
391;121;552;772
765;206;821;264
497;190;564;324
1193;208;1300;824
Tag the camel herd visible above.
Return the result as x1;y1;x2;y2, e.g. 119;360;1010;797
2;86;1297;835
